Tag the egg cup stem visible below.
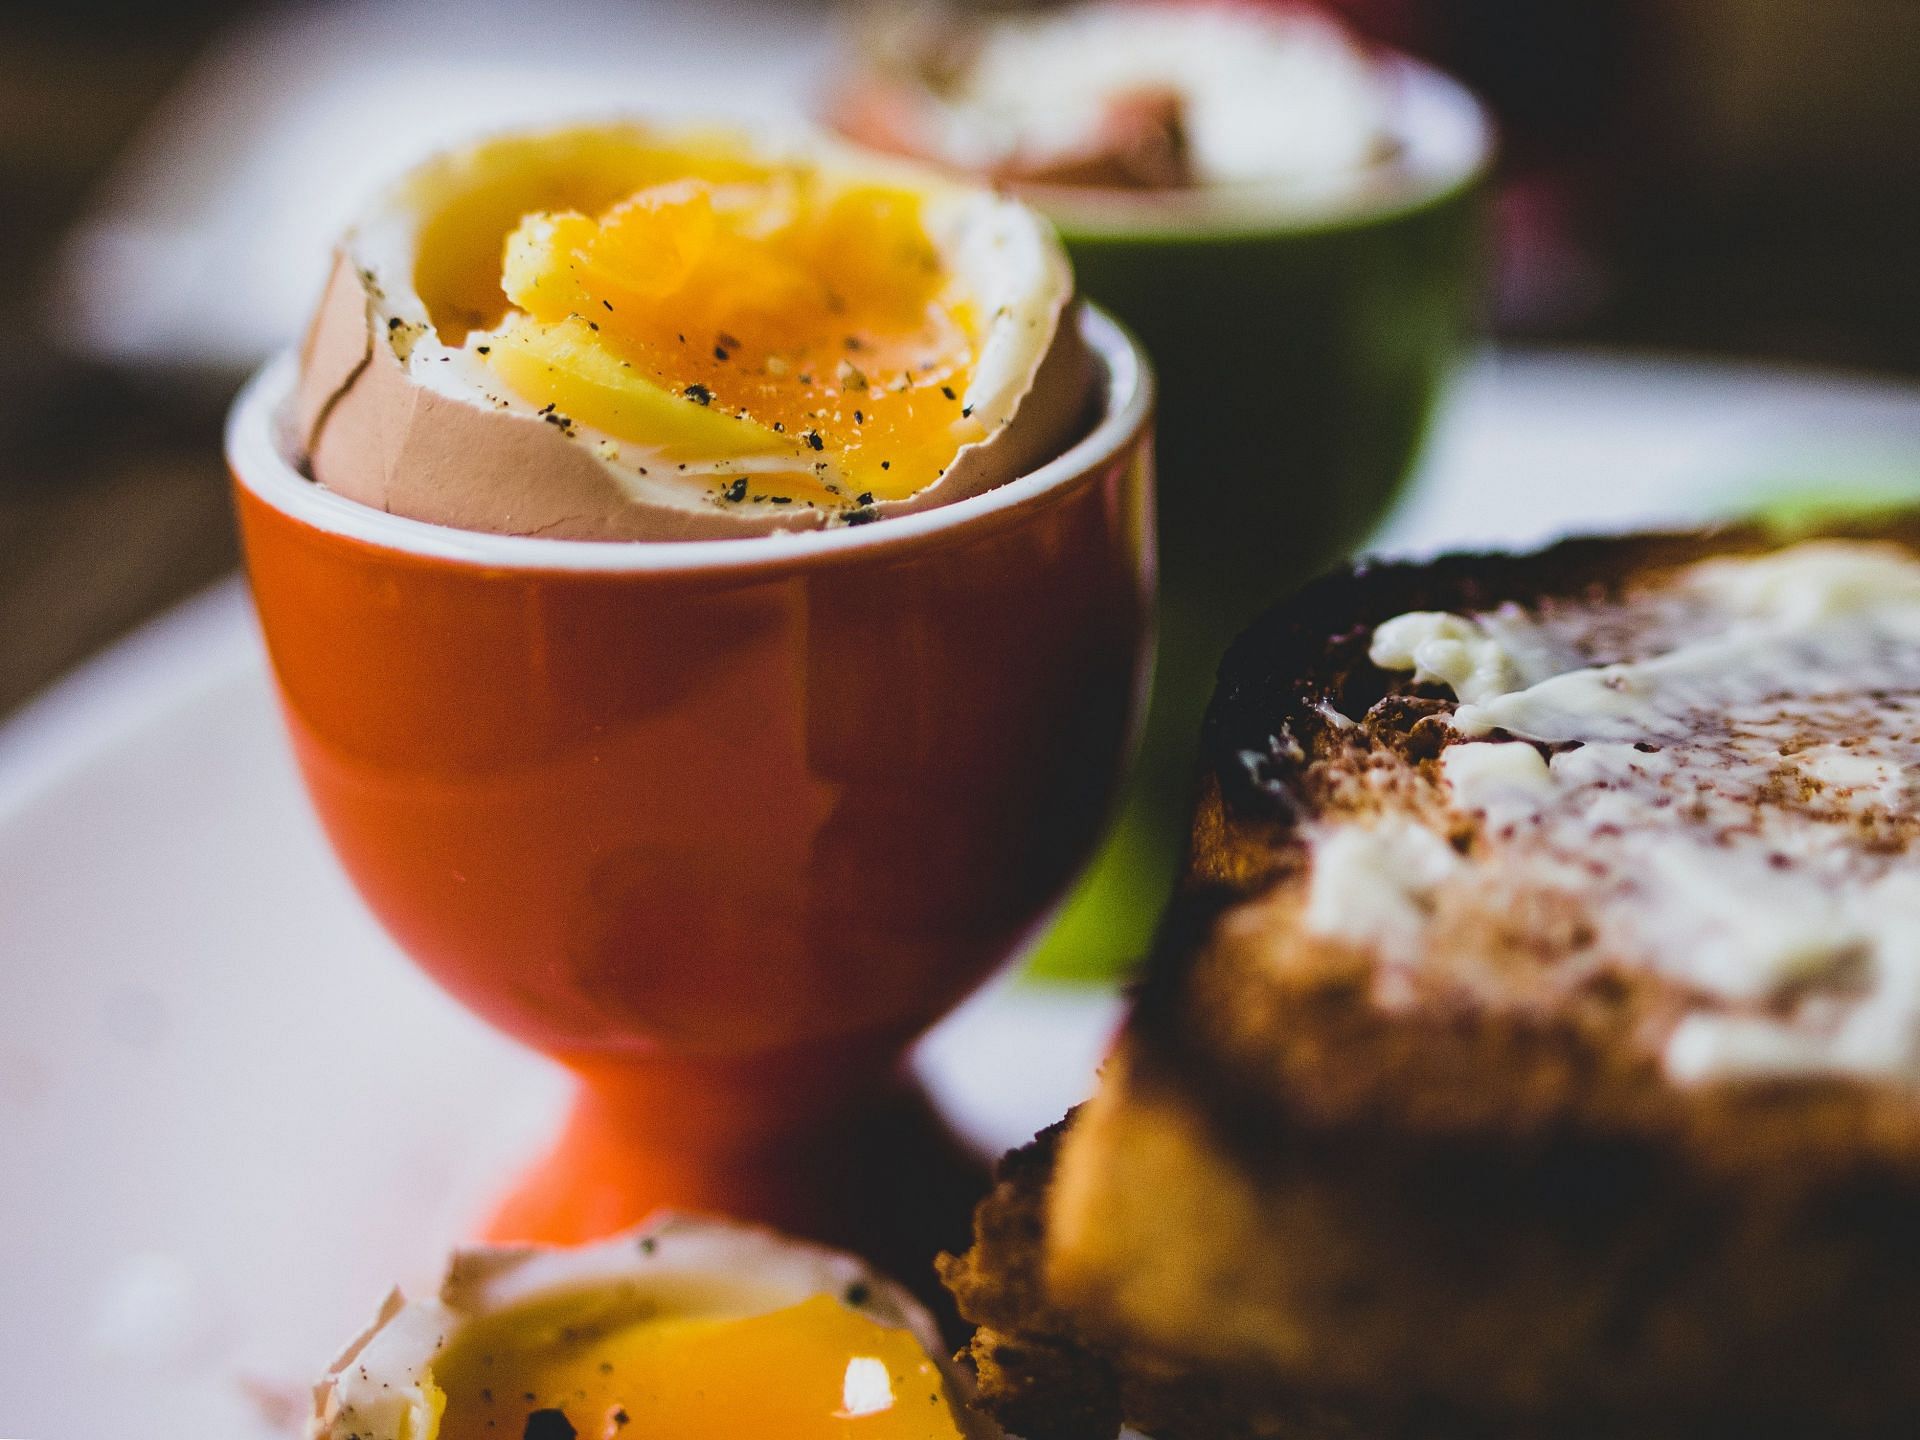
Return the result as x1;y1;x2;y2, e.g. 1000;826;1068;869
486;1057;987;1307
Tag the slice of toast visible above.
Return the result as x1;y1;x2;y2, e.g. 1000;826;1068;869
945;520;1920;1439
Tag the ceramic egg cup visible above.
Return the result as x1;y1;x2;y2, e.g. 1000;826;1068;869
228;306;1153;1274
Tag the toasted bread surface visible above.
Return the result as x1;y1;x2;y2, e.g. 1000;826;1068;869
951;518;1920;1437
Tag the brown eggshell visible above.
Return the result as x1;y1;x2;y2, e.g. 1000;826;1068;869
293;245;1093;543
296;251;823;540
294;250;374;450
888;285;1094;517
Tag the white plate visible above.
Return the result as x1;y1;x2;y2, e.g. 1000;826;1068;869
5;351;1920;1438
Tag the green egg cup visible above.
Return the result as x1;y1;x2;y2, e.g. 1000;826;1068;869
1022;66;1493;982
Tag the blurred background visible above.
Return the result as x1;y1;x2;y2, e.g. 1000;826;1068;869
2;0;1918;719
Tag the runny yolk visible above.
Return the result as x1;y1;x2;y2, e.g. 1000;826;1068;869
430;1292;967;1440
485;167;986;508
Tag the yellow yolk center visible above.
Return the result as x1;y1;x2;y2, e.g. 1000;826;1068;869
484;165;986;510
430;1292;967;1440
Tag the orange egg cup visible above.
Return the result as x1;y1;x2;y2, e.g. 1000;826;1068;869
228;307;1153;1267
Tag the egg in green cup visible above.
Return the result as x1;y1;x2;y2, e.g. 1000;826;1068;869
831;1;1494;980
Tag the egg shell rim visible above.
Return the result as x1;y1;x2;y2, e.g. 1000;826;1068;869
233;301;1150;571
293;236;1091;541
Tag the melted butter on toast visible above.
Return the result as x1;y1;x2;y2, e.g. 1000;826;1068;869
1342;540;1920;1083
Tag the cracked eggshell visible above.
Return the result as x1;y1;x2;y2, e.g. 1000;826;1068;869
307;1212;1002;1439
889;278;1092;519
291;125;1091;542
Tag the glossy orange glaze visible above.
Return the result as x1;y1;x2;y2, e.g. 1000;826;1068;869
231;319;1152;1247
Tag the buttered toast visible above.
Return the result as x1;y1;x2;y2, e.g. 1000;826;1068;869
946;522;1920;1439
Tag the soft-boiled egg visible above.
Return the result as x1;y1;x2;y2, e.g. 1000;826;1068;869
294;123;1091;539
308;1214;997;1440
